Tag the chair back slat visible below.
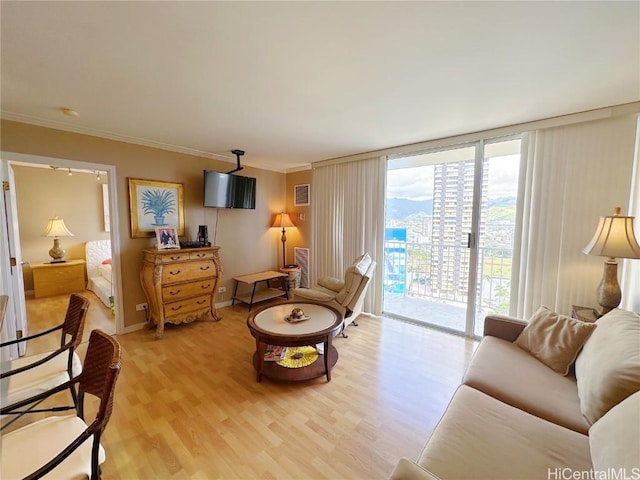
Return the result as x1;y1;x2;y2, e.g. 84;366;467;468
61;294;90;349
78;330;121;425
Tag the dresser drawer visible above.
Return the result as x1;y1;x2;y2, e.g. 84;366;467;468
164;295;211;319
159;252;191;263
189;250;214;260
161;260;216;284
162;279;215;301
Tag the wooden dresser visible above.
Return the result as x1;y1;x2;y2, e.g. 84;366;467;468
140;246;222;338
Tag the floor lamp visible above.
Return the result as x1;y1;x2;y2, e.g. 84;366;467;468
272;213;295;268
583;207;640;316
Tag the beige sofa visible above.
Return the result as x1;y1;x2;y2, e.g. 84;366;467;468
390;308;640;480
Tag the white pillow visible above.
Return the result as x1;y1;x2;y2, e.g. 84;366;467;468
575;309;640;424
97;263;112;282
589;391;640;473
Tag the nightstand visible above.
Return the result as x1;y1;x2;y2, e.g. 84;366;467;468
31;259;86;298
571;305;598;323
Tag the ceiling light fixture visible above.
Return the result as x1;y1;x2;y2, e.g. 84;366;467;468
68;168;72;176
61;107;79;117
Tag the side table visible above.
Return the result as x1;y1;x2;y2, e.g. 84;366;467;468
279;265;301;291
571;305;598;323
31;259;86;298
232;271;288;311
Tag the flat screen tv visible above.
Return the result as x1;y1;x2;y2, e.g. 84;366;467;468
203;171;256;209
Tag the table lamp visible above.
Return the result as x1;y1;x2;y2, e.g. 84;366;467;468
582;207;640;316
43;216;75;263
272;213;295;268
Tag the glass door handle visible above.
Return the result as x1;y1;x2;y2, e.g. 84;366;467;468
467;233;474;248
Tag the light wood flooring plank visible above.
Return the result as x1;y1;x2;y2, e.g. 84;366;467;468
9;299;477;479
23;290;115;355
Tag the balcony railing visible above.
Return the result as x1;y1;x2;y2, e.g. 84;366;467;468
383;237;513;319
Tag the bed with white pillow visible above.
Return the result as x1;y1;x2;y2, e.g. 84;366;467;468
84;239;113;308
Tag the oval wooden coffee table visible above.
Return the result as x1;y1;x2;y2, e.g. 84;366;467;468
246;302;343;382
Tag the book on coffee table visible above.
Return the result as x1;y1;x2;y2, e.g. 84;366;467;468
264;345;287;361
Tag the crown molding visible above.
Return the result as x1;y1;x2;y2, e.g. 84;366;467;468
1;111;300;174
0;111;279;169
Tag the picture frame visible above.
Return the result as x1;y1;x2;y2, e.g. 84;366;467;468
102;183;110;232
155;227;180;250
128;178;185;238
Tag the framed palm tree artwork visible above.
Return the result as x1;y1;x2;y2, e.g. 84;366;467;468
128;178;185;238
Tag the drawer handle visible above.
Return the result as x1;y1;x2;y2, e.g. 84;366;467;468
200;266;210;271
169;289;181;296
170;256;181;260
196;253;206;257
170;305;183;311
169;270;181;275
196;299;206;305
201;284;211;289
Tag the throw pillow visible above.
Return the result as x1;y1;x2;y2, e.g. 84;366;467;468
317;276;344;293
589;391;640;473
514;306;597;376
575;309;640;425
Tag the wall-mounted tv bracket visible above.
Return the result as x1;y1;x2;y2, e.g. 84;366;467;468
227;149;245;174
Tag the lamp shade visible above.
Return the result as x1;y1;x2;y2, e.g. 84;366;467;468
272;213;294;229
582;208;640;259
43;216;75;238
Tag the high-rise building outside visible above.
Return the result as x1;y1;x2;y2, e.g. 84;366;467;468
430;160;488;301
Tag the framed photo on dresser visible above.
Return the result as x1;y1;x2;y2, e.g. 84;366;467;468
155;227;180;250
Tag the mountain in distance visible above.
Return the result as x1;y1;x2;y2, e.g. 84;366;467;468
486;197;517;222
386;196;516;221
386;198;433;221
487;197;516;209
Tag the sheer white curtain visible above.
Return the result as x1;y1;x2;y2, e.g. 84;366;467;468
513;114;638;318
621;117;640;312
312;156;385;315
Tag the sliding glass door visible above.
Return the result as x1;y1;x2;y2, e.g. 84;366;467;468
383;137;521;337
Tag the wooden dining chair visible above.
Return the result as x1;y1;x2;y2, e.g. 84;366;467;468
1;293;89;429
1;329;122;480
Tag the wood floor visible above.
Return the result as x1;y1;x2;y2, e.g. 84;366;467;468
23;289;116;355
11;297;478;479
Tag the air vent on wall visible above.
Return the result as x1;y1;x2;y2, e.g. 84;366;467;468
294;247;310;288
294;184;310;206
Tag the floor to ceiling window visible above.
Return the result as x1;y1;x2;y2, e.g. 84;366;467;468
383;136;522;337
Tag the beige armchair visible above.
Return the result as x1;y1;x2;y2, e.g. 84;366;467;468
293;253;376;337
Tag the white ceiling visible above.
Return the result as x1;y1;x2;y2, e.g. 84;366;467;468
1;1;638;172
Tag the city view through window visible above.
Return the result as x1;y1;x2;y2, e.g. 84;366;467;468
384;139;521;337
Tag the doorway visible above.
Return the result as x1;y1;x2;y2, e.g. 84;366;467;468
383;137;522;337
1;152;123;354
